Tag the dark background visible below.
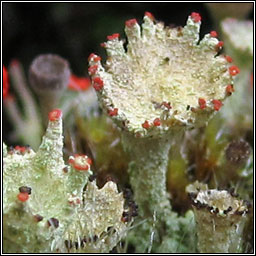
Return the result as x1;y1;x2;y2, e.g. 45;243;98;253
1;2;231;73
2;2;254;144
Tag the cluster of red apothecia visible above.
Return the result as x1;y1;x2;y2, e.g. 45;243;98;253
88;12;240;132
7;145;31;155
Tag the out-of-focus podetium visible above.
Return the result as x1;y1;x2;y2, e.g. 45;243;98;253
3;109;129;253
186;181;250;253
89;12;237;253
220;18;253;136
221;18;253;68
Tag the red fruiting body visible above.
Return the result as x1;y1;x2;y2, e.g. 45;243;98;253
226;84;235;94
250;72;253;88
212;99;223;111
210;31;218;37
17;192;29;202
88;65;98;75
153;118;161;126
68;75;91;91
3;65;9;99
19;147;26;154
190;12;201;22
92;77;104;91
145;11;154;20
88;53;101;62
161;101;172;109
225;55;233;63
87;158;92;166
15;145;21;151
108;108;118;117
94;56;101;62
88;53;96;62
218;41;224;47
125;18;138;28
74;163;89;171
100;42;106;48
216;41;224;50
229;66;240;76
14;146;27;154
48;109;62;121
142;120;150;129
70;154;91;171
107;33;120;40
68;158;75;164
198;98;206;109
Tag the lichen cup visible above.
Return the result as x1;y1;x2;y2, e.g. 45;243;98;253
29;54;71;124
89;12;238;252
3;109;129;253
187;181;250;253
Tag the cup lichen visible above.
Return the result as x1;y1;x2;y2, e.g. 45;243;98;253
187;181;250;253
3;109;129;253
88;12;238;252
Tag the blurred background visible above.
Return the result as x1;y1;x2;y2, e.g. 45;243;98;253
3;2;253;73
2;3;213;70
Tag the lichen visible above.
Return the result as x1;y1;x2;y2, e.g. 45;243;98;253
88;12;237;253
3;110;129;253
187;181;250;253
89;13;236;138
219;18;253;133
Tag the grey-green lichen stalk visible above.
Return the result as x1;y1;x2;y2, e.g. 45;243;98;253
3;109;128;253
186;181;249;253
88;12;237;252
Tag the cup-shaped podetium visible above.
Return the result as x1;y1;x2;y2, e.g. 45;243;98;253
187;181;250;253
29;54;71;123
89;12;238;138
29;54;70;94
